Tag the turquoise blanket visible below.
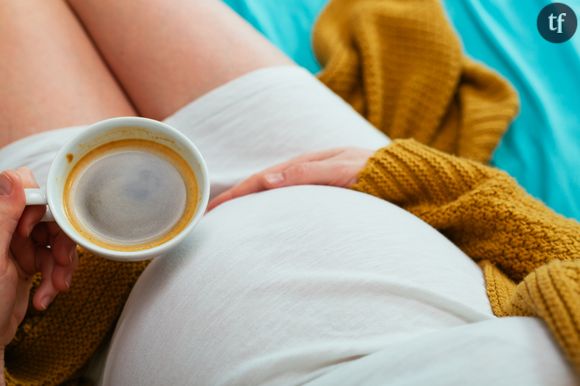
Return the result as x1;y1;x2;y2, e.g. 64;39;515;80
224;0;580;221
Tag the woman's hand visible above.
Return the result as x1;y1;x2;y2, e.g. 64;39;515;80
0;168;78;348
208;147;374;210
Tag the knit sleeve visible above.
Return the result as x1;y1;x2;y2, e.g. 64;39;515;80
351;139;580;281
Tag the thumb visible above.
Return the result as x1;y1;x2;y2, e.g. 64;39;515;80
0;171;25;256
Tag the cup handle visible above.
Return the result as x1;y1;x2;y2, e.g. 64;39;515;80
24;188;54;222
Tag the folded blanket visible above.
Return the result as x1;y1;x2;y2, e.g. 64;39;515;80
316;0;579;372
5;0;579;384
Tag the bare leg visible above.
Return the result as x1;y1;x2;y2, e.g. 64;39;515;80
66;0;292;121
0;0;136;148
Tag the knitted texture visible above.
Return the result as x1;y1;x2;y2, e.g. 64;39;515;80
352;139;580;370
314;0;519;163
5;250;148;385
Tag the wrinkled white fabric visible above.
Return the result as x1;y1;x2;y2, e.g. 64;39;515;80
0;67;574;386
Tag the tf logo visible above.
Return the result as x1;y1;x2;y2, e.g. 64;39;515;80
537;2;577;43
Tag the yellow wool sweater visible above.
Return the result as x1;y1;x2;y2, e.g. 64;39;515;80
5;0;580;384
316;0;580;373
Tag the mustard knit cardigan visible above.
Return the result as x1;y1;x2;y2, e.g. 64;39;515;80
5;0;580;384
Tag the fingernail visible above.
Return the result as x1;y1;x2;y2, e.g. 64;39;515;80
0;172;14;196
265;173;284;185
40;295;53;310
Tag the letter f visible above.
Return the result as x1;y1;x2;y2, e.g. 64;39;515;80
557;13;567;33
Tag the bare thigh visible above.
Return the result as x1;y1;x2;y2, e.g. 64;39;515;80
0;0;136;148
66;0;292;121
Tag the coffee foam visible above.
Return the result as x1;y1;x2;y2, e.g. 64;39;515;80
64;139;198;252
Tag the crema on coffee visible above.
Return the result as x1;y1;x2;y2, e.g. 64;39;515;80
63;139;198;251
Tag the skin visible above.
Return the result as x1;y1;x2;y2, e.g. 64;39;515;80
208;148;374;211
0;0;136;148
65;0;291;120
0;169;77;382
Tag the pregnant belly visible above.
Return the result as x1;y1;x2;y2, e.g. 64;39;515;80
100;186;493;385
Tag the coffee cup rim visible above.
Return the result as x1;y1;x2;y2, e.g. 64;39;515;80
46;116;210;261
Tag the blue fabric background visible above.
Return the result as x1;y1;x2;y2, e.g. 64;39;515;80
223;0;580;221
222;0;326;73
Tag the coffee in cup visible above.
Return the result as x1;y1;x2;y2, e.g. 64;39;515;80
63;138;198;252
23;117;210;261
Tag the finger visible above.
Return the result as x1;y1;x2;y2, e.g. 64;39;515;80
251;148;345;178
208;161;339;211
10;168;47;274
10;222;53;276
9;231;40;276
46;221;62;240
52;247;78;291
207;191;234;212
207;149;347;211
14;206;45;274
208;173;270;211
207;163;313;211
33;248;58;310
14;167;37;186
0;171;26;260
273;161;337;188
17;205;46;239
30;223;50;246
14;167;42;238
50;229;77;267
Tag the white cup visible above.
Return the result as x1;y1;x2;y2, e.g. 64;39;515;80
24;117;210;261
